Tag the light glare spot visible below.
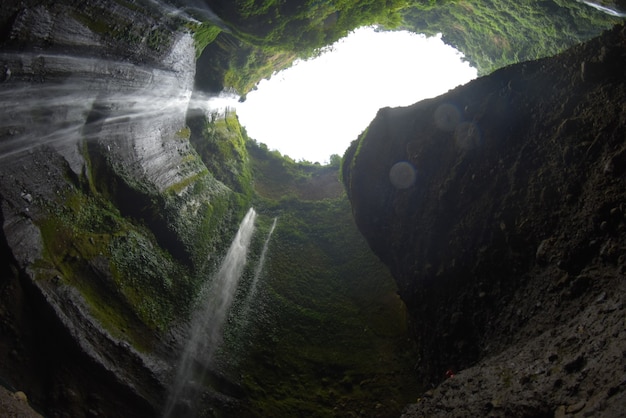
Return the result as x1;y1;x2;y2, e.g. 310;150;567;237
389;161;417;189
434;103;461;132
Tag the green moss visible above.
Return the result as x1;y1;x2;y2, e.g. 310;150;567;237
188;22;223;58
34;153;236;348
175;126;191;140
147;27;169;51
213;161;420;416
400;0;620;75
189;110;255;199
166;168;209;195
199;0;618;96
36;191;163;351
500;367;513;388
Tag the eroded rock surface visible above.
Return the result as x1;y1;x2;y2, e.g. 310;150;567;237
343;24;626;417
0;1;214;416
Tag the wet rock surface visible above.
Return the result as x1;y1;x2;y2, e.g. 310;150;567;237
343;24;626;417
1;0;625;416
0;0;202;416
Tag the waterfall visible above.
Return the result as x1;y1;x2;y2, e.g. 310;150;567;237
578;0;626;17
239;217;278;321
250;217;278;299
164;208;257;418
188;90;241;119
0;32;196;165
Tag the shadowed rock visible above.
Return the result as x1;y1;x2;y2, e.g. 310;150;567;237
343;24;626;417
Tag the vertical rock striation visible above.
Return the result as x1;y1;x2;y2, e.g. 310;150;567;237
0;1;242;416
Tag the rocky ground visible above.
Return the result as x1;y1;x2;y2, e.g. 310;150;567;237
402;279;626;417
0;386;43;418
344;24;626;417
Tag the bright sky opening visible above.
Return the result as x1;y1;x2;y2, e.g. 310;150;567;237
236;26;477;164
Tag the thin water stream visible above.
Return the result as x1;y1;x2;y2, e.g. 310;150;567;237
164;208;257;418
239;217;278;323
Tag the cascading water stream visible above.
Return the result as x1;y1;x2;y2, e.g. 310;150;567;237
0;33;197;165
578;0;626;17
164;208;257;418
0;0;235;164
238;217;278;322
188;90;240;119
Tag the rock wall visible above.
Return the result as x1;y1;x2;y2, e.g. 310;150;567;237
0;1;245;415
0;2;416;416
1;0;625;416
343;24;626;416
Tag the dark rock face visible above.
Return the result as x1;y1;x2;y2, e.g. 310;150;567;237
343;25;626;416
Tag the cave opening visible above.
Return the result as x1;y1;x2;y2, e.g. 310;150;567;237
233;26;477;164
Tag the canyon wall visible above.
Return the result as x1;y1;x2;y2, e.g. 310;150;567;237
343;24;626;416
1;0;624;416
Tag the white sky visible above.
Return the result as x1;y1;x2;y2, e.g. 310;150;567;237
235;26;477;164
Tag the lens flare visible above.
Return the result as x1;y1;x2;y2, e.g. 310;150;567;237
389;161;417;189
434;103;461;132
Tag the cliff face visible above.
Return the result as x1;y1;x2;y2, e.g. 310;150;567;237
343;25;626;416
0;1;248;416
400;0;622;75
0;1;419;416
2;0;626;416
193;0;619;95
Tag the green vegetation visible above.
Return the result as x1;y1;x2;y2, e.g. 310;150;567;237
195;33;299;96
189;110;255;198
36;183;193;349
194;0;619;95
195;0;412;94
32;113;255;352
401;0;621;75
230;197;418;417
69;0;622;96
27;1;624;415
175;126;191;140
214;0;408;53
206;123;421;416
246;138;343;200
187;22;223;58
